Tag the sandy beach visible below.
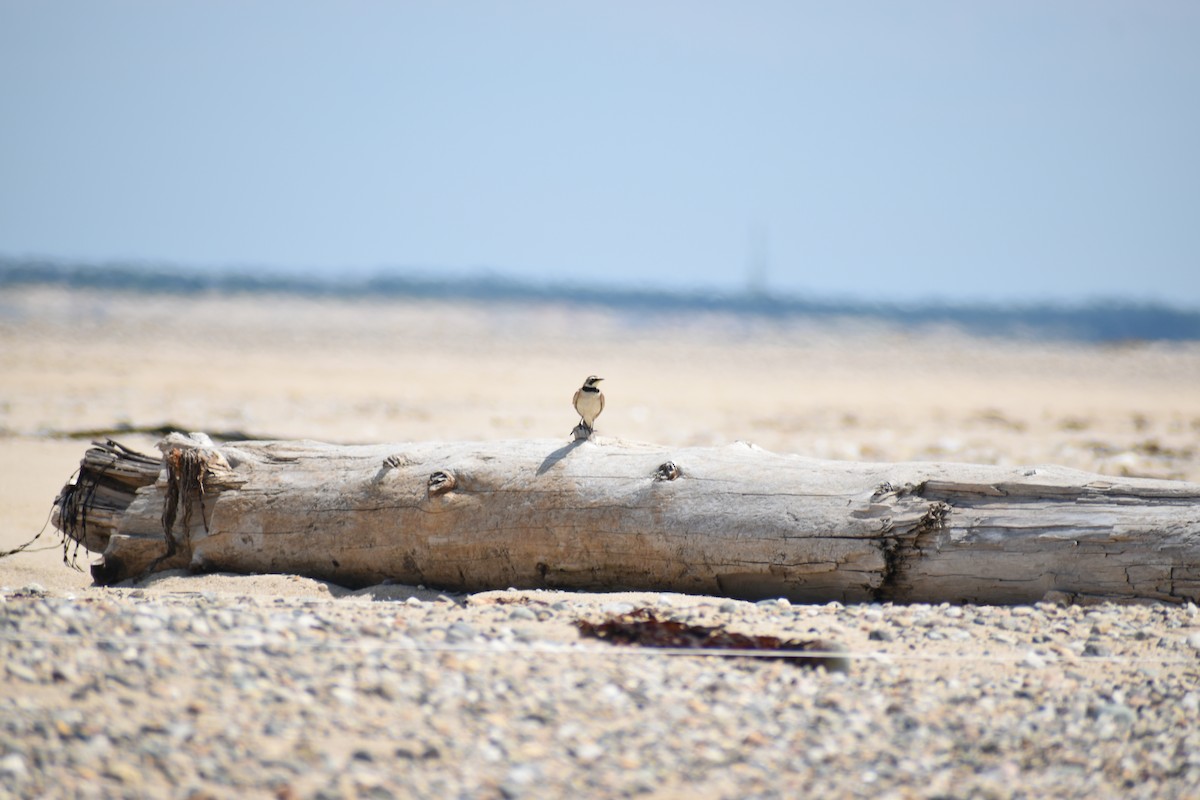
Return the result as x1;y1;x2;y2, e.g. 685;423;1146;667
2;286;1200;797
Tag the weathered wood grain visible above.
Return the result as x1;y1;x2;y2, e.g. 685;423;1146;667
53;433;1200;603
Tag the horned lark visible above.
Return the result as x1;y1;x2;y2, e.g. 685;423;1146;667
572;375;605;432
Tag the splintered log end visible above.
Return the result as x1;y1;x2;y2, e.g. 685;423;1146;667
49;433;236;584
53;439;162;555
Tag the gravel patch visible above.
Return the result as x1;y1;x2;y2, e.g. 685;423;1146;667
2;583;1200;798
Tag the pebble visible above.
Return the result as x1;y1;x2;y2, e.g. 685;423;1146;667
1021;650;1047;669
600;601;635;616
508;606;537;621
1;589;1198;797
444;622;477;643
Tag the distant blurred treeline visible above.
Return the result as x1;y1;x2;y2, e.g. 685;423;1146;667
2;257;1197;343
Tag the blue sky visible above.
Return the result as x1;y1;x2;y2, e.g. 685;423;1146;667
2;1;1198;306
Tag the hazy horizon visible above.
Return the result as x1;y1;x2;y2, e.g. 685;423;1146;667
7;253;1200;314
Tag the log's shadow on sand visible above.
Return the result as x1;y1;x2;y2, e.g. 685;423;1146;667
116;569;462;603
536;439;587;476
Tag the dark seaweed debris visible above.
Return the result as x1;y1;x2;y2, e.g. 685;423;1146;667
576;607;849;672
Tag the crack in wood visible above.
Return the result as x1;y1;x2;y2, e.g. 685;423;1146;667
871;483;953;602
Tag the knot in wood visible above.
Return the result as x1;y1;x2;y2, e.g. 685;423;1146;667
383;454;408;470
872;481;921;501
654;461;681;481
427;470;457;495
920;501;951;530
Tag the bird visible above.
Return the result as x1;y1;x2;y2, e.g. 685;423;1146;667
572;375;605;433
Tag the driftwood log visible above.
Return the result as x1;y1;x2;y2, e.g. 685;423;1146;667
52;433;1200;604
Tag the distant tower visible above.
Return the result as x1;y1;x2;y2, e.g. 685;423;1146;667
746;221;770;297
